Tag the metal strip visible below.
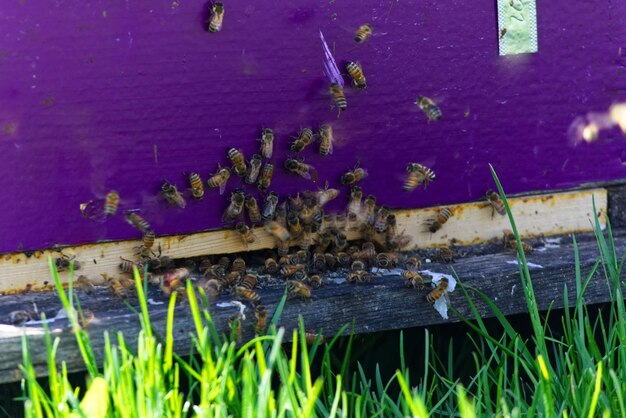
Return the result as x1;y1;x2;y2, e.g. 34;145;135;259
497;0;538;56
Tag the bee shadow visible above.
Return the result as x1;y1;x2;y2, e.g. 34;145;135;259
199;1;213;31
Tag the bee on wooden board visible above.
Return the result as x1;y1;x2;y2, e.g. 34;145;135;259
108;276;135;298
291;128;314;152
119;257;137;273
287;212;304;238
223;189;245;222
142;229;156;250
360;194;377;224
427;207;452;233
486;190;506;217
235;285;260;303
287;280;311;300
257;163;274;192
312;253;327;271
75;275;95;295
162;268;190;296
265;221;291;242
222;271;241;287
502;230;534;254
416;96;442;122
259;128;274;159
236;222;256;245
264;257;279;274
347;186;363;221
329;82;347;112
347;270;371;284
345;61;366;89
354;24;373;43
187;172;205;200
240;273;258;290
55;254;81;272
285;159;317;181
402;270;425;290
10;310;33;325
245;154;262;185
255;305;268;335
217;256;231;270
404;163;436;192
308;274;323;289
244;194;261;224
427;278;449;304
125;211;152;233
262;191;279;221
227;148;247;177
435;247;455;264
376;252;398;270
276;240;290;257
206;166;231;195
103;190;120;217
280;263;306;277
318;124;334;156
207;2;225;33
405;256;422;272
231;257;247;274
161;180;186;208
374;205;391;233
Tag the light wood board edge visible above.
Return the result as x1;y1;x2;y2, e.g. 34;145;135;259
0;188;607;293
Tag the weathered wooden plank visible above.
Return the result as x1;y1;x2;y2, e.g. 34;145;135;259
0;230;617;384
0;188;607;293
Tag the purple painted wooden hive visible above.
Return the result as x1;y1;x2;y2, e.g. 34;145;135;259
0;0;625;254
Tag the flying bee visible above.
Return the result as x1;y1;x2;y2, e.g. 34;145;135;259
244;194;261;224
416;96;442;122
245;154;263;185
257;163;274;192
337;252;352;268
206;166;231;195
227;148;247;177
223;189;245;222
287;280;311;300
264;257;279;274
240;273;258;289
427;207;452;233
287;212;304;238
125;211;152;233
208;2;224;32
142;230;156;250
75;275;95;296
318;124;334;156
308;274;323;289
426;278;449;303
354;23;373;43
285;159;316;181
235;286;260;303
104;190;120;217
374;206;391;233
312;253;327;271
259;128;274;158
345;61;366;89
228;314;242;343
486;190;506;216
329;83;347;112
376;252;398;270
291;128;314;152
405;256;422;272
404;163;436;192
55;254;81;272
402;270;425;290
435;247;455;263
261;192;279;221
161;180;186;208
188;172;205;200
236;222;256;245
231;257;247;274
265;221;291;242
280;263;306;277
347;270;371;284
255;305;268;335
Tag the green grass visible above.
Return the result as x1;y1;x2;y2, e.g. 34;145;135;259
18;167;626;417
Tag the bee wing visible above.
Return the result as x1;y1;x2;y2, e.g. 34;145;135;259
218;181;228;195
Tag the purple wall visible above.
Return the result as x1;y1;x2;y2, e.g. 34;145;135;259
0;0;625;253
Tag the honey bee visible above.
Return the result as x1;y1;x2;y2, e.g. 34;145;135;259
337;252;352;268
142;230;156;250
206;166;231;195
416;96;442;122
329;83;347;112
203;279;222;297
259;128;274;158
316;183;340;207
245;154;263;185
318;124;334;156
229;314;242;343
405;256;422;272
426;278;449;303
227;148;247;177
277;240;290;256
486;190;506;216
291;128;314;152
285;159;316;181
360;195;377;224
354;24;373;43
208;2;225;33
296;249;309;264
223;189;245;222
345;61;366;89
161;180;186;208
374;206;391;233
324;253;338;270
315;232;332;254
162;268;190;296
308;274;323;289
222;271;241;287
351;259;366;271
287;280;311;300
280;263;306;277
188;172;205;200
312;253;327;271
502;230;534;254
108;276;135;298
235;286;260;303
287;212;304;238
376;252;398;270
257;163;274;192
435;247;455;263
264;257;279;274
55;254;81;272
75;275;95;295
404;163;436;192
358;242;377;265
402;270;425;290
305;332;326;345
125;211;152;233
119;258;136;273
278;256;290;267
347;270;371;284
104;190;120;217
255;305;268;335
261;192;279;221
265;221;291;242
236;222;256;245
9;310;32;325
286;253;302;265
428;207;452;233
245;194;261;224
347;186;363;221
231;257;247;274
217;256;231;270
240;273;258;289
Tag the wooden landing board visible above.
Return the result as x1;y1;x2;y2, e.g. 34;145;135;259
0;188;606;293
0;229;617;384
